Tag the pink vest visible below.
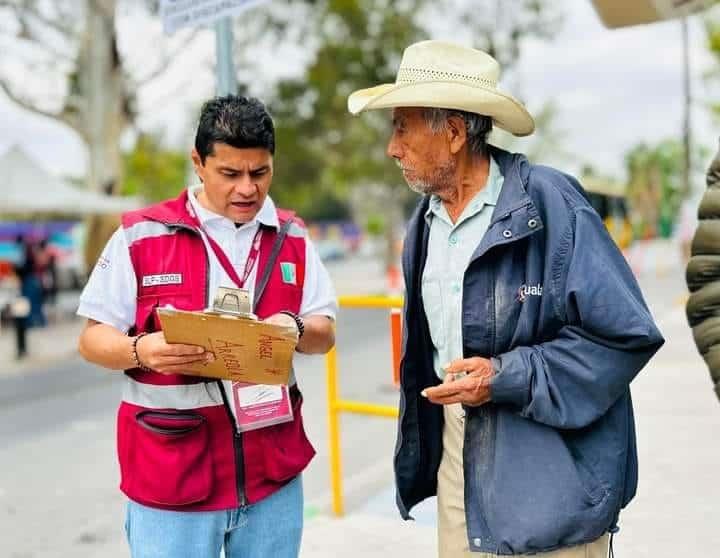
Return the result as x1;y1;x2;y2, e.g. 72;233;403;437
117;191;315;511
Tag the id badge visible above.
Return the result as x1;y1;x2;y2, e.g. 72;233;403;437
232;382;294;432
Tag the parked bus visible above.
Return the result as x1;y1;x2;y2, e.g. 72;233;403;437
582;175;633;249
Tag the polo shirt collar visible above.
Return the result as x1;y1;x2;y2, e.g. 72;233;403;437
425;154;503;224
187;184;279;230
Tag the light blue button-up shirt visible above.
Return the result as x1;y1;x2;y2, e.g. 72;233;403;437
421;156;504;379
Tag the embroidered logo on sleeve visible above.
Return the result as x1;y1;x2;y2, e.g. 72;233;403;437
280;262;297;285
142;274;183;287
517;283;543;302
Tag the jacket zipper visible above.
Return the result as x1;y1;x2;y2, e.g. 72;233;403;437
217;378;247;506
165;219;247;506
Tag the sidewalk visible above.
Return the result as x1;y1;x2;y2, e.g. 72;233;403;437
302;511;436;557
302;482;437;557
0;292;84;376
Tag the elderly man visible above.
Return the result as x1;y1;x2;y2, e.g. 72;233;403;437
78;95;336;558
348;40;664;557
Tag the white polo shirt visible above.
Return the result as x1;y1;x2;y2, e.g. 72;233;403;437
77;185;338;333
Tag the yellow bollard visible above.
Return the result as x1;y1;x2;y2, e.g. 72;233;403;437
338;295;404;309
335;400;399;418
324;295;404;518
326;346;344;516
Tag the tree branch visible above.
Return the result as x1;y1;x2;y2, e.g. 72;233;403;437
13;27;77;64
131;29;201;87
139;74;196;115
0;77;80;131
1;0;78;39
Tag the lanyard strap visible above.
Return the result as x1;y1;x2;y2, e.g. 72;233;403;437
193;218;294;309
184;198;295;306
203;227;263;289
252;218;292;312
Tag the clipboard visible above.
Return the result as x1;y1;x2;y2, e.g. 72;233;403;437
156;304;298;385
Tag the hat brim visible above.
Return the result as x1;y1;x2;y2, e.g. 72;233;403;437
348;81;535;137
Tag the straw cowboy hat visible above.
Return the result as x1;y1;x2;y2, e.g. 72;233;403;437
347;40;535;137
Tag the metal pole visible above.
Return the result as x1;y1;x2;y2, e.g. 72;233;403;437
682;17;692;197
215;17;237;96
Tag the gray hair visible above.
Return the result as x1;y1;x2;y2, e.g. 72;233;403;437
422;108;493;156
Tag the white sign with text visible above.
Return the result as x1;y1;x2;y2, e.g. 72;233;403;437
160;0;269;34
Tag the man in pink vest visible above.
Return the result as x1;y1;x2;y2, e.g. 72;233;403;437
77;95;337;558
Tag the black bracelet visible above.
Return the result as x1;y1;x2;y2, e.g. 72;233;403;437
131;332;152;371
279;311;305;339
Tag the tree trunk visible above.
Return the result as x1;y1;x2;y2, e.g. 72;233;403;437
77;0;128;270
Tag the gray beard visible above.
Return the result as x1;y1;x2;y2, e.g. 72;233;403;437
407;179;438;196
405;160;457;199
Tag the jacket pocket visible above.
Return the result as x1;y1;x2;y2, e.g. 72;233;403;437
479;411;613;553
120;408;213;506
260;393;315;482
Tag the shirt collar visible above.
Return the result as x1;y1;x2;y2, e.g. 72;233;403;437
424;154;503;223
187;184;279;230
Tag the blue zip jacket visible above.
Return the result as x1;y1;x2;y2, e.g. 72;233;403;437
395;146;664;555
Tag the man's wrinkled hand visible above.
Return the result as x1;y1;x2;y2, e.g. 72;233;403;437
136;331;214;375
421;356;494;407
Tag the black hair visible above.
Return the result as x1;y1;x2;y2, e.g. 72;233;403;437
194;95;275;163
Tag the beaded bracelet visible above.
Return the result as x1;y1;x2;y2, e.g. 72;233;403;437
131;332;152;372
279;311;305;339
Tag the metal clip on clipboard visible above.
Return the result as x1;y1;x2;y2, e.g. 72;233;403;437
208;286;257;320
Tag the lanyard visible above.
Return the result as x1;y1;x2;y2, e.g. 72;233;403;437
202;226;263;289
184;195;263;288
185;194;294;310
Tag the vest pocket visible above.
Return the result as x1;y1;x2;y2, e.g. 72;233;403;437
260;394;316;481
121;408;214;506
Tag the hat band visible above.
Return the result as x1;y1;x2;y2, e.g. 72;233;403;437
396;67;497;88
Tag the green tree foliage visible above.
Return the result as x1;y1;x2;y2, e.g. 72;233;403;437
264;0;427;220
435;0;562;69
625;140;685;238
256;0;561;222
122;134;188;203
706;13;720;117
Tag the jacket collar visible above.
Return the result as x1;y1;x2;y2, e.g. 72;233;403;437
486;144;533;222
424;153;503;226
136;189;194;228
404;146;544;282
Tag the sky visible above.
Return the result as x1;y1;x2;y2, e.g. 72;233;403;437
0;0;718;193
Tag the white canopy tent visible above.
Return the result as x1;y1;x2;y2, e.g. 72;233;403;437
0;145;141;216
